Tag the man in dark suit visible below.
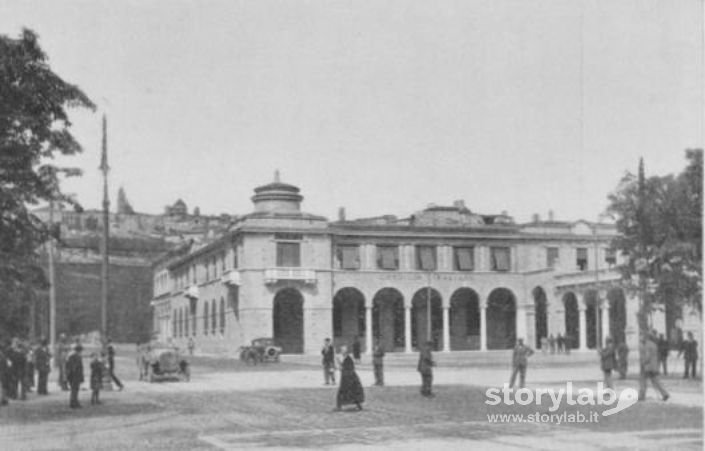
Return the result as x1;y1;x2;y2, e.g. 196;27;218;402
680;331;698;379
509;338;534;389
34;338;51;395
321;338;336;385
417;341;435;397
372;340;385;386
66;344;84;408
106;339;124;390
639;332;669;401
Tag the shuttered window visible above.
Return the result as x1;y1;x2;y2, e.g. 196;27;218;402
338;245;360;270
491;247;511;271
547;247;559;268
576;248;588;271
276;242;301;267
377;245;399;270
416;246;437;271
454;247;474;271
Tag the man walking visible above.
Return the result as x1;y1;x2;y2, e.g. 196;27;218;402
657;333;669;375
638;332;669;401
600;336;617;389
372;340;385;386
321;338;336;385
616;340;629;379
680;331;698;379
34;338;51;395
106;339;124;390
66;343;84;408
509;338;534;389
417;340;435;397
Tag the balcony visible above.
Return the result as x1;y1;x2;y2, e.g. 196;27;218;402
264;268;317;285
222;270;241;286
185;285;199;299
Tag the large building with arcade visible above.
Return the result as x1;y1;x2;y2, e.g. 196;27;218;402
151;176;649;356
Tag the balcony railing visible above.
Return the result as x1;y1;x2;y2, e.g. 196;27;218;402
221;270;241;286
264;268;317;284
185;285;199;299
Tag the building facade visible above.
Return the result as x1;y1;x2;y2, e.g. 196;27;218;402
151;177;663;356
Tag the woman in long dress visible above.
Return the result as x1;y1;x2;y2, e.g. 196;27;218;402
335;345;364;411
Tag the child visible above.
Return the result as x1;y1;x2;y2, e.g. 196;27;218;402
90;353;103;405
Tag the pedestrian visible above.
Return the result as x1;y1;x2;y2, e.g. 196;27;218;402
540;336;548;354
372;340;385;386
509;338;534;389
556;333;564;354
616;340;629;379
34;338;51;395
680;331;698;379
56;333;69;391
638;332;669;401
657;333;669;375
25;342;35;393
352;335;361;364
321;338;336;385
417;340;435;397
106;339;124;390
90;353;103;405
548;334;556;355
0;344;8;406
187;337;195;356
7;338;27;400
66;343;84;408
600;336;617;389
335;345;364;411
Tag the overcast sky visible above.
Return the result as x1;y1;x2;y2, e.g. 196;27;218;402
2;0;702;223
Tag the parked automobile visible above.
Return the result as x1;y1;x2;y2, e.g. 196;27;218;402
146;345;190;382
239;337;282;364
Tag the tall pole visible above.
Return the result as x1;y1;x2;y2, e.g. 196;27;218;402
48;200;56;352
426;271;432;344
100;115;110;343
594;220;601;350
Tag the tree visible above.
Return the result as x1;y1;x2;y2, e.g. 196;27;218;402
606;150;703;338
0;29;94;339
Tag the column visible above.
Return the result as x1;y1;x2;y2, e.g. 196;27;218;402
516;305;527;343
579;306;587;351
442;306;450;352
404;306;412;353
480;304;487;351
365;305;373;355
601;303;610;346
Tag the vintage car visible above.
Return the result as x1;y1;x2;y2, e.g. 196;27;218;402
239;337;282;364
145;345;190;382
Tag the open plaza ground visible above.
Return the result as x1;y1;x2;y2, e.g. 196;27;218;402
0;348;702;450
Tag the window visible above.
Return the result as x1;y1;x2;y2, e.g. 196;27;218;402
276;242;301;267
491;247;511;271
576;248;588;271
337;245;360;270
184;307;189;336
219;298;226;334
221;253;226;273
232;247;239;269
547;247;559;268
376;245;399;270
172;311;177;337
203;302;209;335
605;248;616;267
211;299;217;335
416;246;437;271
454;247;474;271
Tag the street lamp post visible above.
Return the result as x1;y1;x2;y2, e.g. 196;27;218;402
426;271;432;346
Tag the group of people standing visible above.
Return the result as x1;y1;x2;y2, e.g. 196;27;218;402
321;337;437;411
0;334;125;409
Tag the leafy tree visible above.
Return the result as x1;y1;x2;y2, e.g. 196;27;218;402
0;29;94;339
606;150;703;337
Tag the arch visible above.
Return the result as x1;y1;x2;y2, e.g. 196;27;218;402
203;301;209;336
332;287;366;349
411;288;443;351
533;287;548;349
607;288;626;345
273;288;304;354
372;288;405;353
584;290;602;349
486;288;516;349
219;297;226;334
563;292;579;349
449;288;480;350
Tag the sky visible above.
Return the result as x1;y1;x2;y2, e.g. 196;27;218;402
1;0;702;223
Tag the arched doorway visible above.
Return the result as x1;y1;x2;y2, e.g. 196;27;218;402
563;292;579;350
411;288;443;351
449;288;480;350
486;288;516;349
372;288;405;352
333;288;366;349
584;290;602;349
533;287;548;349
608;288;626;345
273;288;304;354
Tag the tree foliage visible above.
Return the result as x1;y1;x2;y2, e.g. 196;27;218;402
0;29;94;338
606;150;703;332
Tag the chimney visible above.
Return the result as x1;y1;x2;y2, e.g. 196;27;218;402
453;199;466;210
338;207;346;222
532;213;540;223
548;210;554;221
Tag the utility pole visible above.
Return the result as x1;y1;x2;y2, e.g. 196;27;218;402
100;115;110;344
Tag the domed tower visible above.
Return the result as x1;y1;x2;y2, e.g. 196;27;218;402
250;170;304;214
